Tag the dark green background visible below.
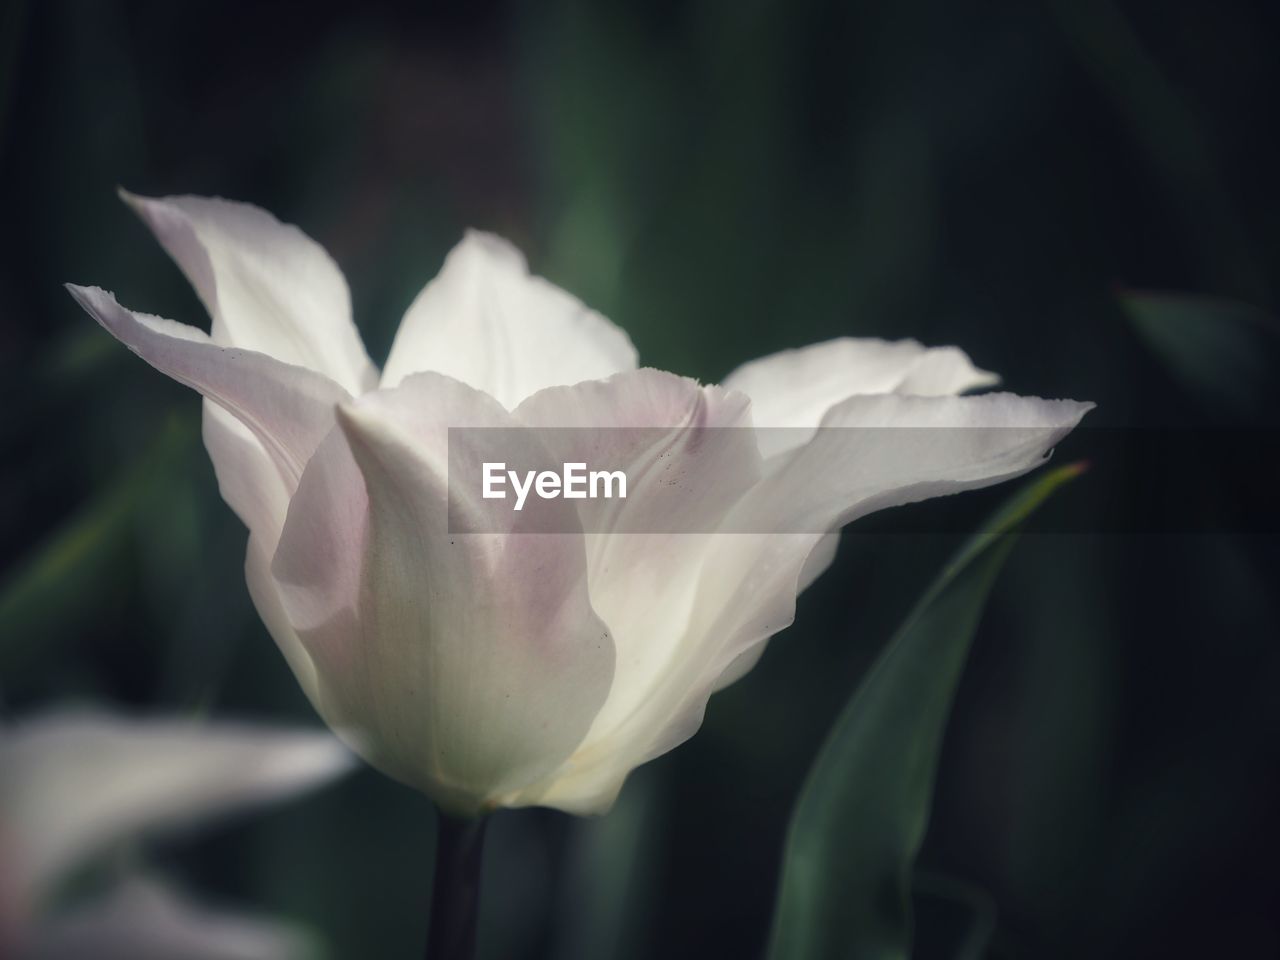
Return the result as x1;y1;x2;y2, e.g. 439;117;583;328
2;1;1278;957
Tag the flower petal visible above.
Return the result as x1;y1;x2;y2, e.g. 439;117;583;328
199;405;322;706
16;878;316;960
512;369;761;537
200;404;290;542
245;536;322;707
67;286;347;487
270;373;615;814
0;711;354;911
505;370;761;801
120;190;377;394
526;392;1091;812
722;338;999;456
380;232;638;406
739;392;1094;534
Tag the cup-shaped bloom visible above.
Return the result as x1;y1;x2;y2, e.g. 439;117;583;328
69;192;1092;816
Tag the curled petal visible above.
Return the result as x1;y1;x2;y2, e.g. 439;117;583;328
742;392;1095;533
723;338;999;456
66;286;346;487
381;232;637;407
121;190;377;394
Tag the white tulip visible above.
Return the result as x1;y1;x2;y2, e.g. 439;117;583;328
68;192;1091;816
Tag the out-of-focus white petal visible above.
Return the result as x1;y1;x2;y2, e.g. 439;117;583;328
0;711;353;911
380;232;638;407
723;338;999;456
16;878;316;960
120;190;377;394
66;286;346;486
527;392;1091;813
270;373;615;814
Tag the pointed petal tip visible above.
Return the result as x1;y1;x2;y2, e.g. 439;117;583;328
64;282;108;315
974;367;1002;388
332;398;367;435
63;285;137;337
332;400;430;483
116;186;158;220
1061;397;1097;425
333;399;394;456
457;228;526;269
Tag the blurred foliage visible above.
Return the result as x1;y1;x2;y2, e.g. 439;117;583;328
1;1;1278;958
1121;292;1280;419
769;464;1084;960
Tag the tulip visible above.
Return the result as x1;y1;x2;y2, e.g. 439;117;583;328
0;708;353;959
68;191;1091;818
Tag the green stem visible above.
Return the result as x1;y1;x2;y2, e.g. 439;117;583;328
425;813;488;960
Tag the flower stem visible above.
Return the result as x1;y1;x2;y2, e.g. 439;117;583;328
426;812;488;960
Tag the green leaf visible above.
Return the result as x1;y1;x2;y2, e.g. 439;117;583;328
767;462;1087;960
0;418;194;675
1121;291;1280;418
911;873;997;960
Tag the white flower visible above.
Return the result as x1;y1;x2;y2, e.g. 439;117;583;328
16;878;315;960
68;192;1091;816
0;708;353;959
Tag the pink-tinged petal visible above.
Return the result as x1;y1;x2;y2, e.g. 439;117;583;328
67;286;347;487
796;531;840;594
380;232;637;406
512;369;761;536
120;190;377;394
723;337;999;456
0;712;354;911
270;373;615;814
508;370;762;776
200;404;290;543
740;392;1093;534
16;878;316;960
526;392;1091;813
199;405;321;705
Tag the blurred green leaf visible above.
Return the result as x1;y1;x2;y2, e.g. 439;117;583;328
1051;0;1265;304
1121;291;1279;418
40;325;127;384
0;417;193;676
912;872;997;960
767;462;1087;960
551;768;662;960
